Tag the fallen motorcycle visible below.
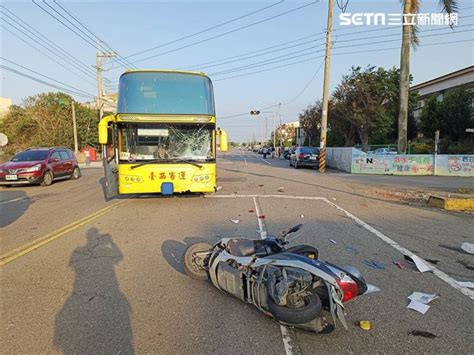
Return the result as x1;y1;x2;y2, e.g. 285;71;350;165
183;224;367;333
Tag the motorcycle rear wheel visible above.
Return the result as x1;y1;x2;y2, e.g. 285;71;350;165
268;292;322;325
183;243;212;281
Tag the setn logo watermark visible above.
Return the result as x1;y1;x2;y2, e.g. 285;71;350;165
339;13;458;26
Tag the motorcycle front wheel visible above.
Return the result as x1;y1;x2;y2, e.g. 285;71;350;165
183;243;212;281
268;292;322;325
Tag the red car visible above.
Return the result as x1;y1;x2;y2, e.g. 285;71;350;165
0;147;81;186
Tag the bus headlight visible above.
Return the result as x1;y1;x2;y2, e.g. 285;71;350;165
193;174;212;182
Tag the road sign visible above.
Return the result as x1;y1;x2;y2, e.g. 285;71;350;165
0;133;8;147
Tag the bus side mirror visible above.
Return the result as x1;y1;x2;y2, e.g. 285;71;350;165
217;128;228;152
98;115;115;144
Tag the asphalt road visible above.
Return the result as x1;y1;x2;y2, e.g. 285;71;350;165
1;149;473;354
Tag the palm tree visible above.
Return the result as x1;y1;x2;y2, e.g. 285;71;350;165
397;0;458;153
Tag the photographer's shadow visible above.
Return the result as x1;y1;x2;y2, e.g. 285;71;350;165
54;228;134;354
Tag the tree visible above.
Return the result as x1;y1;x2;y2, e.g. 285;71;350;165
420;86;473;149
398;0;458;153
332;66;397;152
440;86;473;141
419;95;443;139
299;101;322;146
2;92;99;154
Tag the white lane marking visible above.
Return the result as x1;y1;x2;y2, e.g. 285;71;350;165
251;196;299;355
323;199;474;300
208;193;474;300
209;194;326;200
244;158;247;166
0;196;29;205
261;159;272;165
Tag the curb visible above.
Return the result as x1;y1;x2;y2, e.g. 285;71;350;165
428;195;474;211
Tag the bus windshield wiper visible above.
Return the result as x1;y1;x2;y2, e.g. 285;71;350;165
130;159;162;169
130;158;203;169
169;157;203;169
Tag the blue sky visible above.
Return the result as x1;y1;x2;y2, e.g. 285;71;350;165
1;0;473;142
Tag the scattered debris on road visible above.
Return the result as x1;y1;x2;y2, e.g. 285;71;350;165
258;184;264;187
300;214;304;219
248;209;254;213
346;245;360;255
329;239;337;244
230;219;240;224
408;330;437;339
461;242;474;255
457;260;474;270
456;281;474;288
277;187;285;192
332;198;337;201
258;215;265;219
359;320;371;330
404;255;432;273
365;284;381;294
216;186;222;191
439;244;472;255
407;292;438;314
362;259;385;270
424;258;440;265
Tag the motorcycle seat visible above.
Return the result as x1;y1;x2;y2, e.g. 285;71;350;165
227;239;258;257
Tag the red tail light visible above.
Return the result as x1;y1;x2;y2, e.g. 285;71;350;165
336;278;359;302
298;153;305;158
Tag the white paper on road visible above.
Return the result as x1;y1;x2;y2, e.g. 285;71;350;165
365;284;381;294
230;219;240;224
410;255;432;273
407;300;430;314
457;281;474;289
408;292;438;304
461;242;474;255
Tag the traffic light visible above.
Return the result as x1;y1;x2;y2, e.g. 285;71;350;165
250;110;260;115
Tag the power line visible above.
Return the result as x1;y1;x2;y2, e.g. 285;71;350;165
0;22;97;86
112;1;285;64
32;0;98;49
214;38;473;120
108;1;322;69
182;22;464;73
0;5;97;77
1;64;95;99
1;57;94;97
211;27;473;77
214;38;473;84
51;0;136;69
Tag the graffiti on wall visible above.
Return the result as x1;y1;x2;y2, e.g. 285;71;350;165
351;153;434;175
436;155;474;177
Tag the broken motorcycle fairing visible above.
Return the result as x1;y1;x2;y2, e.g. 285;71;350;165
184;225;367;333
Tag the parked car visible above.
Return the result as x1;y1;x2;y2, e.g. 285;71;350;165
283;147;294;160
289;146;320;169
0;147;80;187
372;148;397;155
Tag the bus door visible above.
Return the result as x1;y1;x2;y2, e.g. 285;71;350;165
99;116;119;199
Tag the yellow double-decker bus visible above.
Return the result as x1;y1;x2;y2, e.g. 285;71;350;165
98;70;228;197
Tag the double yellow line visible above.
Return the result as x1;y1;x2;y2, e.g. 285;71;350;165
0;199;129;267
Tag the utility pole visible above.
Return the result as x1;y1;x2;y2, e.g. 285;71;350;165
95;41;117;120
71;101;78;153
319;0;334;173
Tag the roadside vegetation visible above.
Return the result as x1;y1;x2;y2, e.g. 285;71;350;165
298;65;473;154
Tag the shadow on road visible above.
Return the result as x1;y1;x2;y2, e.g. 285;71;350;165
0;191;31;228
54;227;134;354
161;236;219;275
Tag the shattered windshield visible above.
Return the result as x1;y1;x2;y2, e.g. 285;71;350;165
118;123;214;162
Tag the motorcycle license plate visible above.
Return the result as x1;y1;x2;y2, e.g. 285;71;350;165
6;174;18;180
309;156;317;160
